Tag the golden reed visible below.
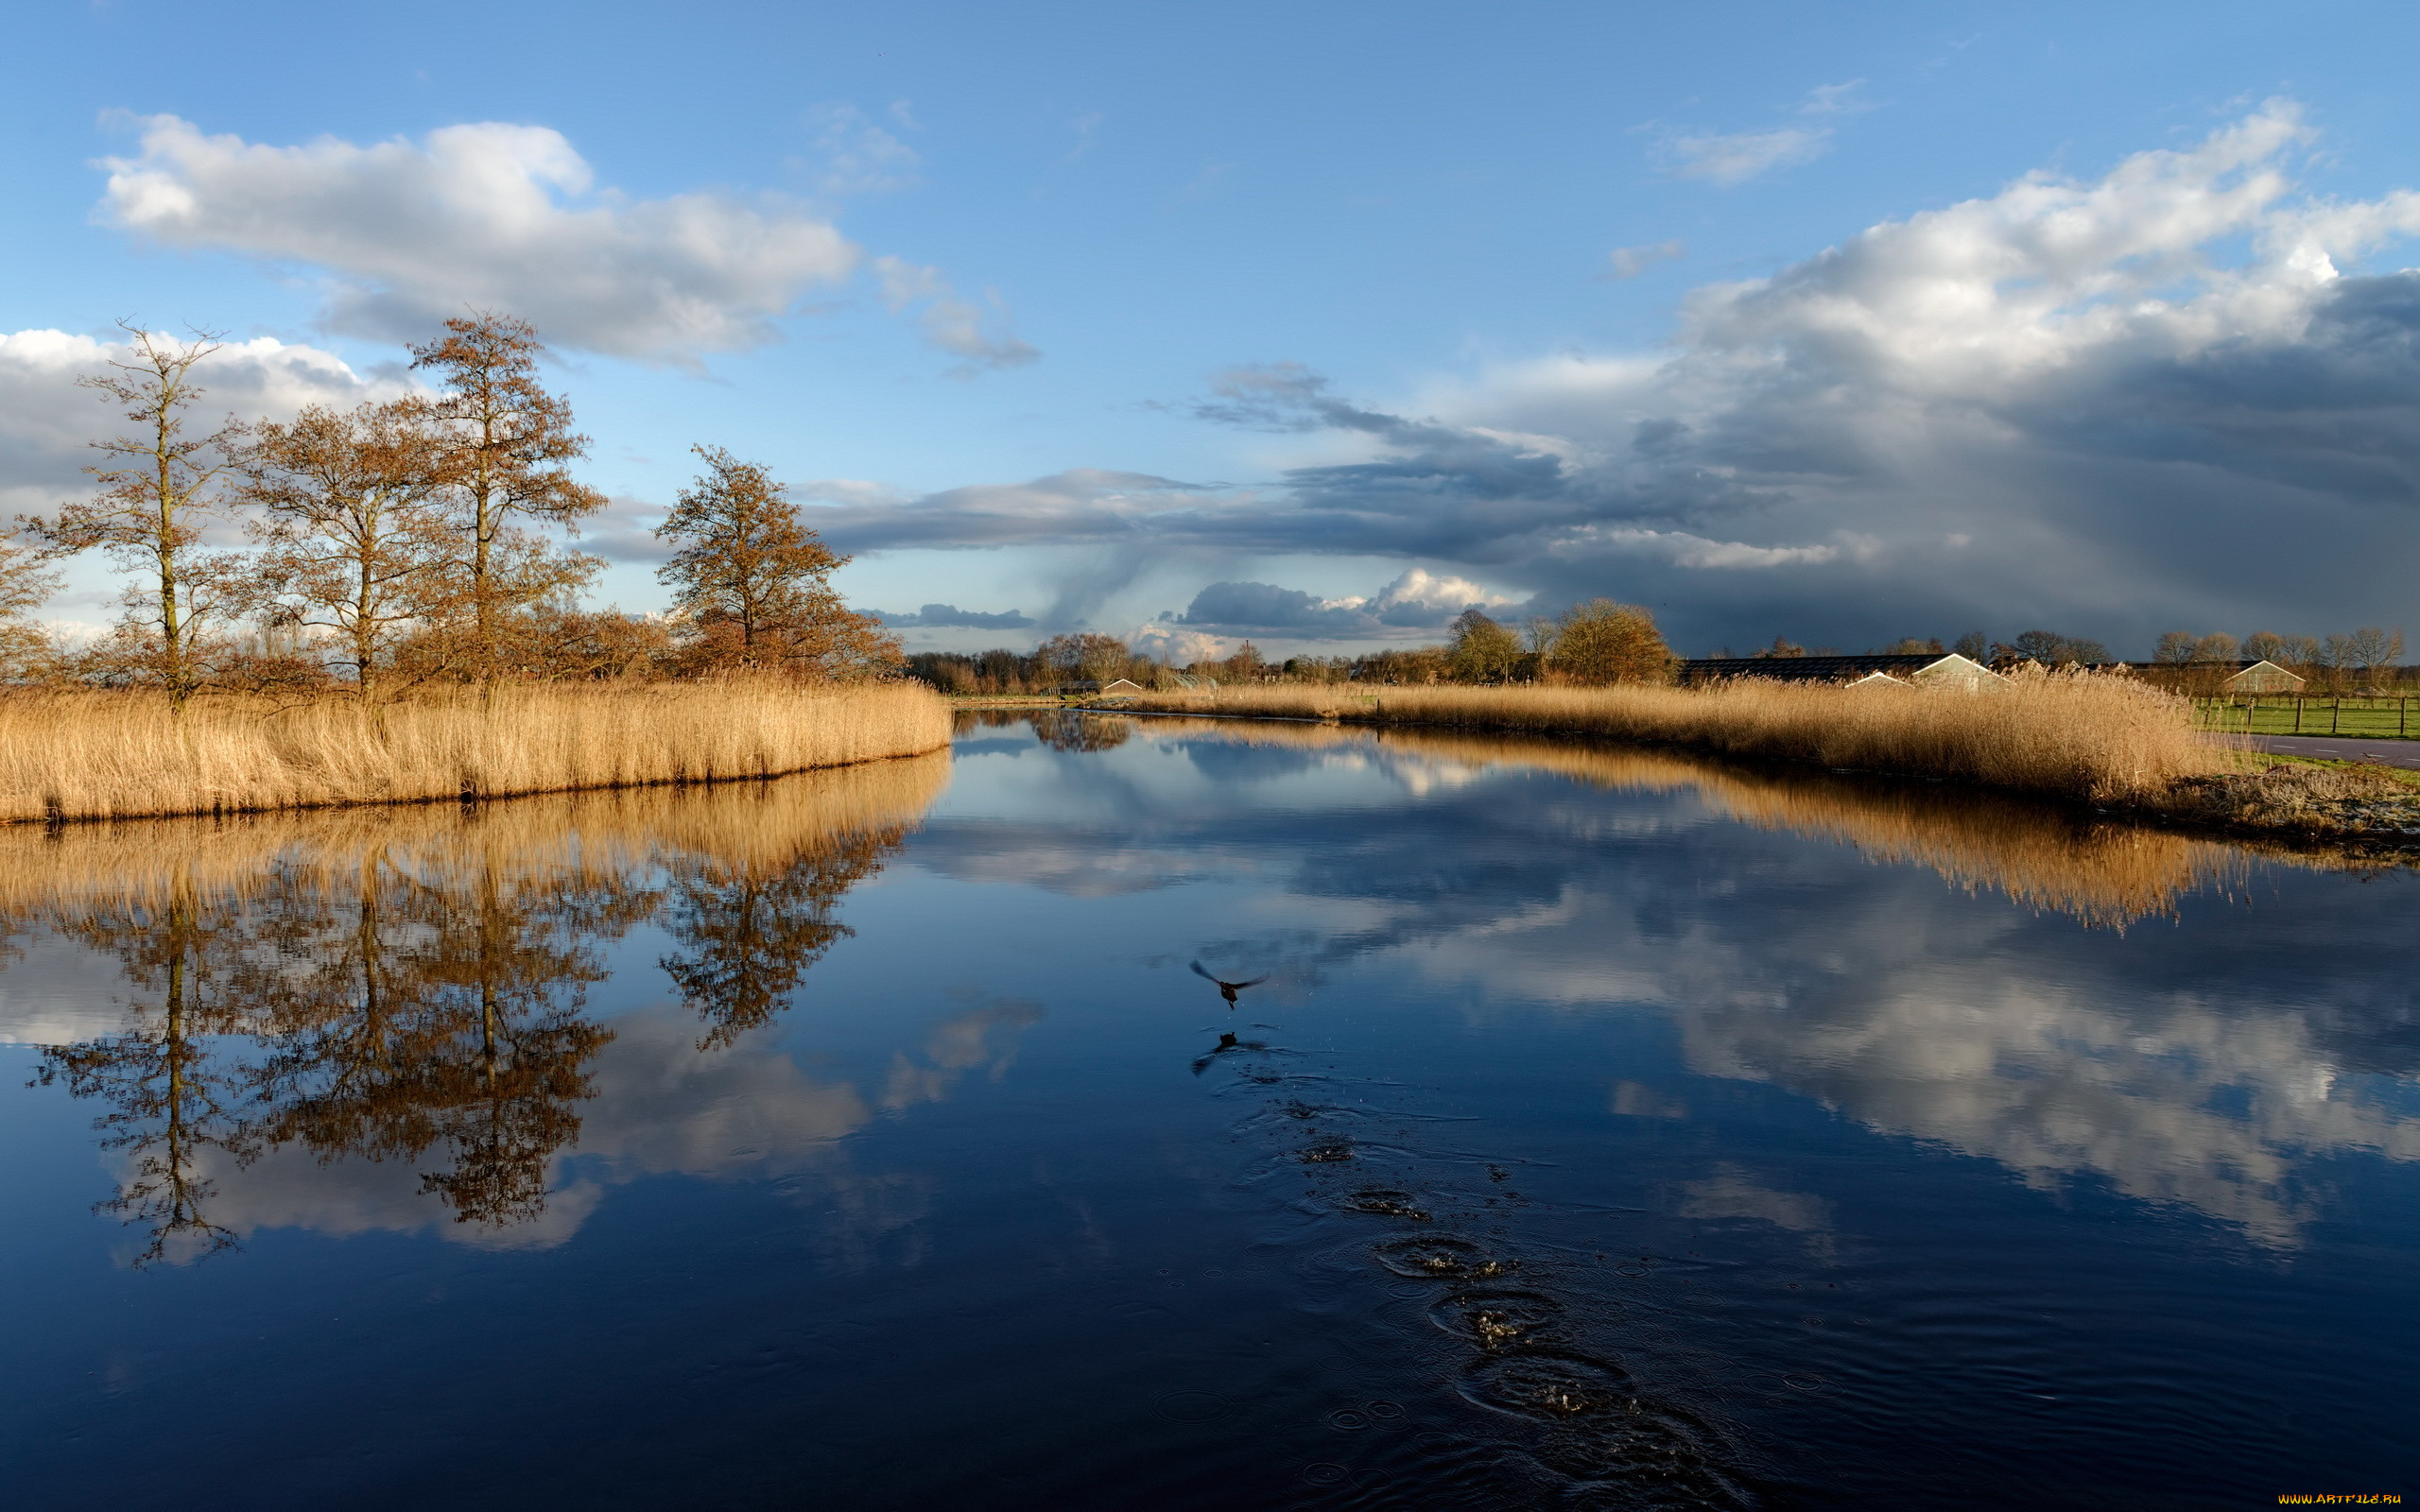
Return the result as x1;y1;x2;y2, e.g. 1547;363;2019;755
0;679;952;824
0;748;953;913
1113;674;2233;804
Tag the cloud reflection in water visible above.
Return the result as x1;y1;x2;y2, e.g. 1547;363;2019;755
930;717;2420;1246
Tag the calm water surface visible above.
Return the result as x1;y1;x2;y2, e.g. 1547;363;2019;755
1;713;2414;1509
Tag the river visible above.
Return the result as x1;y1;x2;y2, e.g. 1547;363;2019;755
0;711;2411;1508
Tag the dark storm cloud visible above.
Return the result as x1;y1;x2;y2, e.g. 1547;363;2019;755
1165;571;1517;637
871;604;1035;629
801;105;2420;654
1174;580;1370;632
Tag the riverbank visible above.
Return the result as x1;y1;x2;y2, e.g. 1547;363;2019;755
1093;679;2420;843
0;680;953;824
0;746;952;911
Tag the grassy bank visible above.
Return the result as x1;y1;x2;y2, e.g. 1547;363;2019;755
1106;676;2222;802
2196;695;2420;739
0;679;952;824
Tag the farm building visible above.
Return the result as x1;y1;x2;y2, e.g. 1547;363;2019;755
2221;660;2305;693
1677;652;2006;690
2132;659;2309;694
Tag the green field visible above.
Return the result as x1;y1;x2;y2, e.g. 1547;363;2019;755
2195;696;2420;739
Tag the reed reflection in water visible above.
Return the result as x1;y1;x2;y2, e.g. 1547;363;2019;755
4;754;947;1263
1126;715;2272;929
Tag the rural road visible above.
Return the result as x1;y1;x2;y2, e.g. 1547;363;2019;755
2245;734;2420;770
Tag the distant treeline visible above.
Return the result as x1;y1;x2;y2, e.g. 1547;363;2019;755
909;601;1681;694
0;317;897;708
915;612;2418;699
2140;627;2412;692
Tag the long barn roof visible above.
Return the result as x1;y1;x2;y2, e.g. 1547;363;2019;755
1678;653;1966;681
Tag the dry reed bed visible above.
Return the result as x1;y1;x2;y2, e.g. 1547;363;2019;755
1111;676;2228;804
0;680;953;824
1128;716;2260;927
0;748;953;914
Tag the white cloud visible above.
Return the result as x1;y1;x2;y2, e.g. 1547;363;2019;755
0;326;406;518
873;255;1039;371
1665;126;1830;186
804;102;921;196
99;114;861;362
1606;240;1685;279
1129;622;1229;662
1367;566;1516;615
1801;79;1869;116
1658;81;1866;186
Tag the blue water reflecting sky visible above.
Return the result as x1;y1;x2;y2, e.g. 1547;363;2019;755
1;715;2413;1507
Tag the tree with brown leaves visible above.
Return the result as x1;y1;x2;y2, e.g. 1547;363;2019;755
1550;599;1674;686
1447;608;1524;683
237;401;459;702
409;313;605;684
16;324;247;709
655;446;899;679
0;529;60;682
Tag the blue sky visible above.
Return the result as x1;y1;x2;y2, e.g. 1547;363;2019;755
7;0;2420;658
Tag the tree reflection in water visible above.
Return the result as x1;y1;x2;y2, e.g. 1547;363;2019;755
1028;711;1132;752
244;839;653;1229
660;818;901;1052
7;757;945;1261
33;864;260;1263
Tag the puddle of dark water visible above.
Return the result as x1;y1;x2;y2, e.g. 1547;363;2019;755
0;715;2414;1507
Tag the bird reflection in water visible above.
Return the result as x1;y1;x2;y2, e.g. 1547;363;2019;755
1190;960;1268;1006
1190;1030;1273;1076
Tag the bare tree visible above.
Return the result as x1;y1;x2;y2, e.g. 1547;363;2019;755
2244;631;2322;671
656;446;899;678
2345;627;2404;682
237;401;458;702
15;324;245;709
410;313;605;685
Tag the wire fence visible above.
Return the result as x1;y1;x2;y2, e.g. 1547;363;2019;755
2194;696;2420;738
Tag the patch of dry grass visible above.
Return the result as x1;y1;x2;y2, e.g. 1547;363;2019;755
2165;760;2420;837
1112;674;2230;804
0;679;953;824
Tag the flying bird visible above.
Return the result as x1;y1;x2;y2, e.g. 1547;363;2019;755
1191;960;1268;1005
